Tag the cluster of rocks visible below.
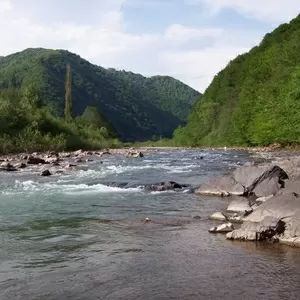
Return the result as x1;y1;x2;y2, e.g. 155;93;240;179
0;149;113;176
0;148;146;177
199;160;300;247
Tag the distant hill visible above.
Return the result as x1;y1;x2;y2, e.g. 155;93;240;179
174;14;300;146
0;48;200;141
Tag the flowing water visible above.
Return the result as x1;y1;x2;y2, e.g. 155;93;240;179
0;149;300;300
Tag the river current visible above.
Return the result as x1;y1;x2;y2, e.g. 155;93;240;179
0;149;300;300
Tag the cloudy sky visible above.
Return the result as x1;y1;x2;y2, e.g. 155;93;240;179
0;0;299;91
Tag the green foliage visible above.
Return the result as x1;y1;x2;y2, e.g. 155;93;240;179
174;14;300;147
0;48;200;142
0;88;119;154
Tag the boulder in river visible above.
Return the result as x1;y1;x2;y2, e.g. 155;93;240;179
209;222;234;233
209;212;227;221
0;162;17;171
195;164;288;197
226;182;300;244
27;156;48;165
41;170;52;176
147;181;188;192
15;163;27;169
126;151;144;158
195;176;244;196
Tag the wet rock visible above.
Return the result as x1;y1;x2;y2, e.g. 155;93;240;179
75;158;85;163
256;195;274;203
52;162;60;166
41;169;52;176
278;175;300;196
233;165;288;197
65;163;77;169
146;181;188;192
227;191;300;243
195;176;244;196
0;162;17;171
209;222;234;233
226;216;285;241
209;212;227;221
226;198;253;214
15;163;27;169
193;215;201;220
73;149;84;156
126;151;144;158
27;156;47;165
195;164;288;197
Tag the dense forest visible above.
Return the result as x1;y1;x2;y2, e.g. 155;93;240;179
0;48;200;143
174;14;300;147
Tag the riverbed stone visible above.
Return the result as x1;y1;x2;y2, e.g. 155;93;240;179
195;164;288;197
41;169;52;176
226;198;253;214
209;222;234;233
226;216;285;241
227;191;300;243
0;162;17;171
27;156;47;165
194;175;244;196
147;181;188;191
209;212;227;221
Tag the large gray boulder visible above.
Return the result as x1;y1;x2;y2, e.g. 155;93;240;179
233;165;288;197
194;176;244;196
195;164;288;197
226;216;285;241
226;191;300;243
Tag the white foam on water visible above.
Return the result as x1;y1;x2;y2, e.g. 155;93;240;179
3;179;142;196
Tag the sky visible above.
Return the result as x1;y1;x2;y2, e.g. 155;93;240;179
0;0;299;92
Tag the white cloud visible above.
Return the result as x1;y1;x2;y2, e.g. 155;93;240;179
165;24;223;45
0;0;295;92
195;0;300;22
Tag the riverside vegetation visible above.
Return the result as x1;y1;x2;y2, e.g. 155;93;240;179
0;48;200;152
173;14;300;147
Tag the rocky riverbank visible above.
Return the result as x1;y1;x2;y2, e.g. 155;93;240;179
0;148;152;175
203;150;300;247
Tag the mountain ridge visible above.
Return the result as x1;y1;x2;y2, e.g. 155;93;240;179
0;47;201;141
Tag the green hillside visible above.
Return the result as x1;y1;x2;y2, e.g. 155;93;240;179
174;14;300;147
0;48;200;142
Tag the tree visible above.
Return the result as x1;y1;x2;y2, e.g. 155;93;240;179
64;63;72;121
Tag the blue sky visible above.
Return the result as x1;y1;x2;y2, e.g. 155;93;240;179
0;0;299;91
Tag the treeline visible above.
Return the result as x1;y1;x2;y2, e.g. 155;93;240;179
0;64;119;154
173;14;300;147
0;48;200;142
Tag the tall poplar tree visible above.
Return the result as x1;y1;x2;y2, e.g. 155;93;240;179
64;63;72;121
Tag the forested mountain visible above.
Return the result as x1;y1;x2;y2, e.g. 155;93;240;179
174;14;300;146
0;48;200;141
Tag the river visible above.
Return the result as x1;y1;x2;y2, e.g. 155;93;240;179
0;149;300;300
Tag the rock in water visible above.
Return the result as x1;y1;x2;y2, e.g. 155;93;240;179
147;181;188;191
195;164;288;197
209;212;227;221
226;198;253;214
125;151;144;158
226;189;300;243
0;162;17;171
27;156;47;165
209;222;234;233
15;163;27;169
41;170;52;176
194;176;244;196
226;216;285;241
